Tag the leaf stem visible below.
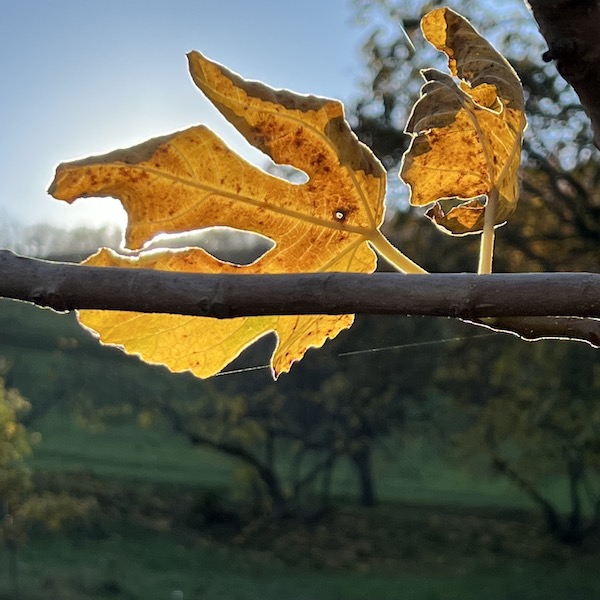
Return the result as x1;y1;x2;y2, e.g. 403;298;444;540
478;189;498;275
369;231;428;274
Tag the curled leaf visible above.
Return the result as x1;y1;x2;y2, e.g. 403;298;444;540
49;52;390;378
400;7;526;235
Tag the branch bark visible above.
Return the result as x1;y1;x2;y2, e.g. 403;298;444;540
1;250;599;346
526;0;600;146
1;249;599;317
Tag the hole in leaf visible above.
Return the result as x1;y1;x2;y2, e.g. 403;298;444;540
265;162;309;185
145;227;274;265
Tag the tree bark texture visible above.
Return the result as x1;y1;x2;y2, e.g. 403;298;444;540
1;251;599;319
527;0;600;146
1;250;599;346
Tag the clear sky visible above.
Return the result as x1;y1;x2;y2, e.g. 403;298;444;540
0;0;367;231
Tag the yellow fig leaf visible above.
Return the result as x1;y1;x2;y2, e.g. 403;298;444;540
76;247;356;379
49;52;419;378
400;7;526;236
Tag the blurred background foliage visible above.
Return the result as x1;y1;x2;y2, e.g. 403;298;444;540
1;1;599;598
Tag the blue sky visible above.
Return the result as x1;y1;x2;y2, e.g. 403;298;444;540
0;0;368;231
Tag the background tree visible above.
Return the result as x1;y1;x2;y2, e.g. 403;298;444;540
439;338;600;543
0;360;94;598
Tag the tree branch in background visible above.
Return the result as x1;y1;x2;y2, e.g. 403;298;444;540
0;250;599;346
527;0;600;147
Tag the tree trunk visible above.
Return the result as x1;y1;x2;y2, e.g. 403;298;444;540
195;434;290;517
491;454;562;535
351;445;377;507
564;451;585;543
526;0;600;148
7;541;20;600
161;405;290;517
319;453;337;511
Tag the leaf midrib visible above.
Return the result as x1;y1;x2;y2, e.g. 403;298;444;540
129;163;376;238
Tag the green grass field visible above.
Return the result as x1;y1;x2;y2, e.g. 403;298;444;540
32;410;236;488
8;513;600;600
6;408;594;600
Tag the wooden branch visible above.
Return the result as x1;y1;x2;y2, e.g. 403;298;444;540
1;250;599;348
527;0;600;146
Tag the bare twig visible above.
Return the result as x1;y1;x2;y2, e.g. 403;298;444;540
0;250;599;346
